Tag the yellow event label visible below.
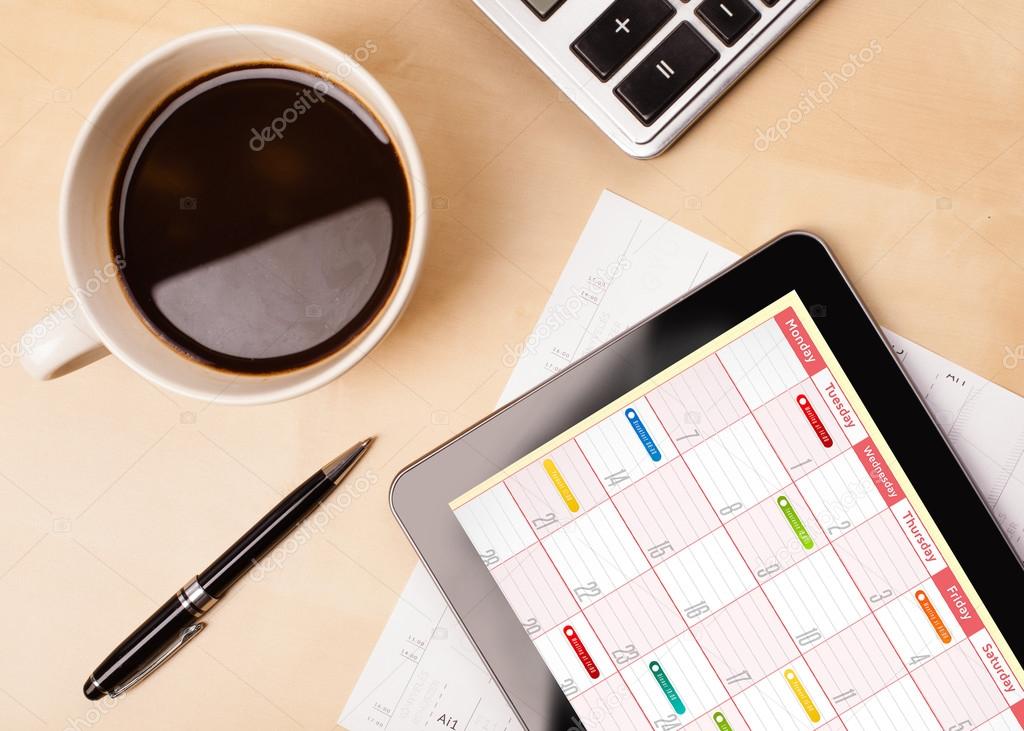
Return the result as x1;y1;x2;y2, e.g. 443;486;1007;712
784;669;820;722
543;459;580;512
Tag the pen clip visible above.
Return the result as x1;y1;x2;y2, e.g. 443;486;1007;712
109;622;205;698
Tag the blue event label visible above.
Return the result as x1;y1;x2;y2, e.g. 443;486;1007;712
626;408;662;462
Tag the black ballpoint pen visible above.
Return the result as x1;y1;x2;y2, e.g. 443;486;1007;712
82;437;373;700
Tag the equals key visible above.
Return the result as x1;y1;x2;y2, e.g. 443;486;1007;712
615;23;719;125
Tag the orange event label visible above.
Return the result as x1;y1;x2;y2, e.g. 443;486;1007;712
916;589;952;644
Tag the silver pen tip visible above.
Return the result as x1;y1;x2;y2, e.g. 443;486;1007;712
322;437;374;484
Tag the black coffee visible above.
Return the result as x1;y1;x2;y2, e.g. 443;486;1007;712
112;65;411;374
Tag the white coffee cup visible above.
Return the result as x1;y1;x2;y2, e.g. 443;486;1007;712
18;25;427;405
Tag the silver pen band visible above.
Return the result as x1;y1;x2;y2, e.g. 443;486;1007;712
84;674;105;698
175;577;218;617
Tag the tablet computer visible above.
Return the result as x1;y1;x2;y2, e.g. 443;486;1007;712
391;232;1024;730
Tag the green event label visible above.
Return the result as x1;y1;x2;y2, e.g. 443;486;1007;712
778;495;814;549
712;711;733;730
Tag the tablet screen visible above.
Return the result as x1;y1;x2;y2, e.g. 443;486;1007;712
450;291;1024;730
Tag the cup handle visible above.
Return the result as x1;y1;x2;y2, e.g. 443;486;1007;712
19;305;108;380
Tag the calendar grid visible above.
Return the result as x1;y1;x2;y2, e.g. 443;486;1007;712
501;477;654;727
712;350;946;730
655;361;850;729
452;295;1024;730
763;416;1015;725
552;550;984;725
485;484;606;571
467;430;882;579
563;622;985;727
572;420;761;731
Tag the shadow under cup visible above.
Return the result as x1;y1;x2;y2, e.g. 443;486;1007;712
61;27;426;404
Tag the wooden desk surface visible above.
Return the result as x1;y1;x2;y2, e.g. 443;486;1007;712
1;0;1022;728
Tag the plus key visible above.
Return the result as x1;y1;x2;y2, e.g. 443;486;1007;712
571;0;676;81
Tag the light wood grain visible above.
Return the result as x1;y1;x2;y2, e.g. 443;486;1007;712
0;0;1022;728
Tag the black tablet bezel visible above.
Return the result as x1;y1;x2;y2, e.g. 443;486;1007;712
391;231;1024;730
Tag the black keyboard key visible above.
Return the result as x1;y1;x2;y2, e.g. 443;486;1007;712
520;0;568;20
572;0;676;81
614;22;719;125
696;0;760;46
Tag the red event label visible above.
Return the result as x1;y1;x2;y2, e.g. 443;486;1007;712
564;625;600;679
933;568;983;637
796;394;833;447
774;308;825;377
854;437;905;506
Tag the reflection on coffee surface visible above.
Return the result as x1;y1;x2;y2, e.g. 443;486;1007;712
112;65;411;374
